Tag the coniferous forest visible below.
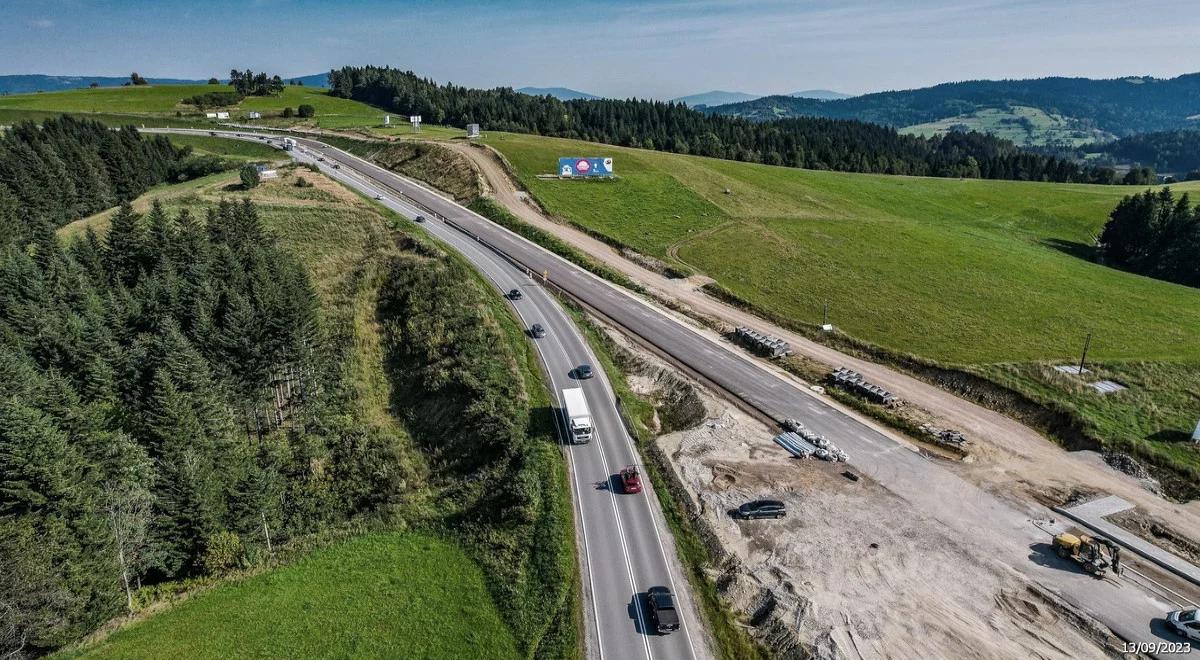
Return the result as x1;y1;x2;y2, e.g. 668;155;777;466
328;66;1119;183
0;194;414;654
0;116;224;241
1100;188;1200;288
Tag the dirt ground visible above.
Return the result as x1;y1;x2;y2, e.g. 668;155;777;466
602;327;1120;660
444;140;1200;557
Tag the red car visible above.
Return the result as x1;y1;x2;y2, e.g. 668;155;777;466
620;466;642;494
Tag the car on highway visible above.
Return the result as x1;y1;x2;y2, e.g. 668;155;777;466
646;587;680;634
317;157;325;162
530;323;546;338
735;499;786;520
575;364;594;379
619;466;642;494
415;215;426;223
374;194;383;200
1166;609;1200;641
332;164;340;169
508;288;523;300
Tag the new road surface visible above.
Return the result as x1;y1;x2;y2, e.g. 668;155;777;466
150;128;1197;658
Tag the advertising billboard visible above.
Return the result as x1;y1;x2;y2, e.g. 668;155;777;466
558;157;614;177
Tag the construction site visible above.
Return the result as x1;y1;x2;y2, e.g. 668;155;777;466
597;317;1200;659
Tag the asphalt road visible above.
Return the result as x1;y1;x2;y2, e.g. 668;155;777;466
151;128;1198;658
148;129;709;659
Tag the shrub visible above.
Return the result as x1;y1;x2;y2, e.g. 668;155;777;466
297;104;316;118
281;107;295;118
240;164;261;189
201;531;244;575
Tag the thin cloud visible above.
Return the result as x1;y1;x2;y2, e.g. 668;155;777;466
28;18;55;29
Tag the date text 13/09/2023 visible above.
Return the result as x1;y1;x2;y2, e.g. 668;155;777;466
1122;642;1191;655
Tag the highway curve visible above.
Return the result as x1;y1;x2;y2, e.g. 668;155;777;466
150;128;1196;659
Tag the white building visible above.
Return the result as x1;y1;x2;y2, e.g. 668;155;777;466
205;112;218;119
216;111;230;120
248;111;261;120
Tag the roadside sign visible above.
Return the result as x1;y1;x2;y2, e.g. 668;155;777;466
557;157;614;177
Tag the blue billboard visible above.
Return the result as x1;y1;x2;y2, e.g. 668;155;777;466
558;157;614;177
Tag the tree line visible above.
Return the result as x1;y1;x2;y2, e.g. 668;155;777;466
0;116;224;239
327;66;1119;183
0;197;413;656
1100;187;1200;288
228;69;284;97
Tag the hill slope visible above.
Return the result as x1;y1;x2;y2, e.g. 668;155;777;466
516;86;598;101
671;90;759;107
706;73;1200;144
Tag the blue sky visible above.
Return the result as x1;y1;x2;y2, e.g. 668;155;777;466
2;0;1197;98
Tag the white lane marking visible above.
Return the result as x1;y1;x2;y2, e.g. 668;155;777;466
568;318;701;659
530;295;652;659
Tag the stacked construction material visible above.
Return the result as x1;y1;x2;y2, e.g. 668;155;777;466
829;367;899;407
775;420;849;462
734;326;792;358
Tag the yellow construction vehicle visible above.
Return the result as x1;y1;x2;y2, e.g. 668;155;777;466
1053;532;1121;576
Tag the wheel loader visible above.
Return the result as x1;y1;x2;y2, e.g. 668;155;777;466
1053;532;1121;576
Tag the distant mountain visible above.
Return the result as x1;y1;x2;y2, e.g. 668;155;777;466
288;73;330;88
705;74;1200;144
671;90;759;108
789;89;853;100
0;74;204;94
516;86;599;101
0;72;329;95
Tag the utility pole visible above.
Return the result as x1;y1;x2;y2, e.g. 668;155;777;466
1078;332;1092;375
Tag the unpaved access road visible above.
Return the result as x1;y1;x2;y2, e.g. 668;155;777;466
446;141;1200;549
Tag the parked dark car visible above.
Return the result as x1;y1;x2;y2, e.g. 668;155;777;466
646;587;680;634
508;288;523;300
576;364;594;379
530;323;546;338
736;499;786;520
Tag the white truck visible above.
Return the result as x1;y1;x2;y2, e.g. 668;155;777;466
282;137;296;151
561;387;593;444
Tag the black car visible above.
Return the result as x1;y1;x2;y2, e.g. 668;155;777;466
415;215;426;223
646;587;680;634
508;288;523;300
576;364;594;379
736;499;786;520
530;323;546;338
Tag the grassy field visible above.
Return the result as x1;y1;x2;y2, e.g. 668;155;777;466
0;83;389;128
479;131;1200;478
165;133;284;159
902;105;1115;147
63;532;518;659
483;132;1200;365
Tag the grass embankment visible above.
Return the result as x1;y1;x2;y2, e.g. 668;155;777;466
62;533;517;660
164;134;282;160
57;169;578;658
480;131;1200;484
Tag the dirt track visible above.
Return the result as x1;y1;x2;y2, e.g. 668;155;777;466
445;140;1200;545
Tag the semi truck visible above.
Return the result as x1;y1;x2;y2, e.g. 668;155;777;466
561;387;593;444
282;137;296;151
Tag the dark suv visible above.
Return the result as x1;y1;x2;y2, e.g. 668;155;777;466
646;587;680;634
508;288;523;300
735;499;786;520
530;323;546;338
